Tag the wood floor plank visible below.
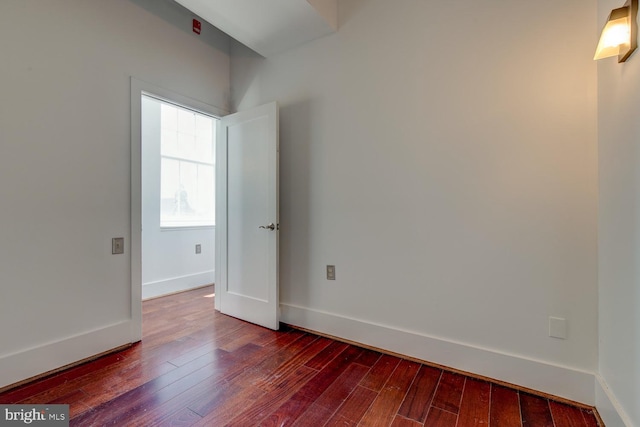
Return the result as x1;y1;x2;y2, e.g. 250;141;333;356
298;346;364;402
184;336;313;417
49;389;90;419
218;324;280;352
127;351;263;427
257;336;331;393
156;407;203;427
581;409;600;427
258;394;315;427
359;359;420;427
325;415;358;427
68;401;91;420
391;415;423;427
20;359;177;411
168;342;218;367
397;364;441;423
166;321;248;367
304;340;350;370
186;335;321;424
73;363;180;414
265;327;309;348
142;369;267;426
431;371;465;414
13;348;138;405
324;385;378;425
291;403;335;426
215;333;315;392
252;326;296;347
141;321;212;350
159;333;317;425
457;378;490;426
490;384;521;427
354;348;382;367
71;348;237;426
65;331;229;405
186;382;265;425
520;393;554;427
424;407;458;427
359;354;402;392
549;400;589;427
0;350;129;404
220;366;318;426
190;334;318;425
147;315;237;348
78;357;177;397
259;346;364;426
93;344;256;426
314;363;370;411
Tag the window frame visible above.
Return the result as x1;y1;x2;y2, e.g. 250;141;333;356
142;93;220;230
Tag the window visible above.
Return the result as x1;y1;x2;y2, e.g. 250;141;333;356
158;100;216;228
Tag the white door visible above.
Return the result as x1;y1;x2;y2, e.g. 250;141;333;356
216;102;279;330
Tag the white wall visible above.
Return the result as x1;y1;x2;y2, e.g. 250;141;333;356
141;96;215;300
0;0;229;388
232;0;599;403
597;0;640;425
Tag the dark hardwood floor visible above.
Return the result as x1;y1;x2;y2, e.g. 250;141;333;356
0;286;601;426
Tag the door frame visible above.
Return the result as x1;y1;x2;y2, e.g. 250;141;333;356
130;77;228;341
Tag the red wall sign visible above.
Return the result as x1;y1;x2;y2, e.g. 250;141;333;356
193;19;201;35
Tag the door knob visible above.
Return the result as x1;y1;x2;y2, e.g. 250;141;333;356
259;223;276;231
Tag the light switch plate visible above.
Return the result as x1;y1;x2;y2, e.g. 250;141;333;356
112;237;124;255
195;244;202;254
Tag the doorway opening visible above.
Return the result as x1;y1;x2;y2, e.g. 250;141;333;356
131;78;228;341
141;94;218;300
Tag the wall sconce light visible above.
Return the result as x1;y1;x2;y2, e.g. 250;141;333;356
594;0;638;62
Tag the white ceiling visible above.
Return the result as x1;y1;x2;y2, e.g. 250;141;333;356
174;0;338;57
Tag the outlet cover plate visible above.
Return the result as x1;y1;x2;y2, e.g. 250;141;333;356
549;316;567;339
326;265;336;280
196;244;202;254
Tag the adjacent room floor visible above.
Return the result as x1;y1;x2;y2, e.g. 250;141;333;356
0;286;601;426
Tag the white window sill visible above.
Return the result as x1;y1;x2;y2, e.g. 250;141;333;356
161;225;215;231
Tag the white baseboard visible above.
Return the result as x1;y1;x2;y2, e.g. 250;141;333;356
0;321;132;389
281;303;596;405
595;374;632;427
142;270;214;300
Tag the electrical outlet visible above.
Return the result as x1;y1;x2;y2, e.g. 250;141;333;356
195;244;202;254
112;237;124;255
326;265;336;280
549;316;567;339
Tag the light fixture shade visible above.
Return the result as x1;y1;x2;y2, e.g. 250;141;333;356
594;0;638;62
